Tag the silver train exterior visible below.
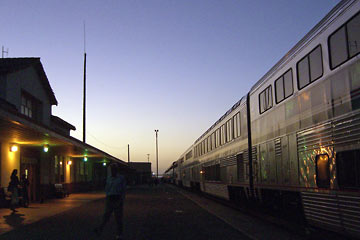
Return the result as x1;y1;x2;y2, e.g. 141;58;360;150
166;0;360;237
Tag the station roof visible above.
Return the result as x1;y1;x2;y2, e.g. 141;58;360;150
0;58;58;105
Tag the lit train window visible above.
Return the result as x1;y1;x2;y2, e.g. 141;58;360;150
259;85;273;114
315;154;330;188
329;12;360;69
275;68;293;103
297;45;323;90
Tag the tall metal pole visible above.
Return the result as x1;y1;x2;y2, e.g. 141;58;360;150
83;52;86;143
83;23;87;143
147;154;150;163
155;130;159;178
128;144;130;163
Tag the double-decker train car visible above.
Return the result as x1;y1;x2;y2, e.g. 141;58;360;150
169;0;360;237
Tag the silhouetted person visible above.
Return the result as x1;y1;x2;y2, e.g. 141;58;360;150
95;163;126;240
20;174;29;207
8;169;20;212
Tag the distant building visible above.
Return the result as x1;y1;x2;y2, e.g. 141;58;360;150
128;162;152;185
0;58;129;203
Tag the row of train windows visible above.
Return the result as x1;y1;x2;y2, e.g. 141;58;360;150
194;112;241;157
259;11;360;114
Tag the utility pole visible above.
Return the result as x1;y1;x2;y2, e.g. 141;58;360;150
2;46;8;58
83;23;87;143
128;144;130;163
147;154;150;163
155;130;159;178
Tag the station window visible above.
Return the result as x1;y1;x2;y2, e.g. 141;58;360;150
315;154;330;188
21;94;33;118
329;12;360;69
21;91;42;121
336;150;360;190
275;69;293;103
297;45;323;90
259;85;273;114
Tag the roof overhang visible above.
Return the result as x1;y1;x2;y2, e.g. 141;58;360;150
0;107;128;167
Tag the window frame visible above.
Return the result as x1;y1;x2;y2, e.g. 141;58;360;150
328;11;360;70
296;44;323;90
259;85;273;114
275;68;294;104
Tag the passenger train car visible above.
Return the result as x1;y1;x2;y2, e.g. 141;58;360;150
167;0;360;237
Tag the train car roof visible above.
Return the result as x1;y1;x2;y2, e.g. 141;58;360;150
249;0;352;94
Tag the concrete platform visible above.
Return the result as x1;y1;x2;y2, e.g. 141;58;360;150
0;184;307;240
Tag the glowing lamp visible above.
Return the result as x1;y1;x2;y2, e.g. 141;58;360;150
43;145;49;153
10;145;18;152
84;156;88;162
60;161;63;165
103;162;106;166
67;160;72;165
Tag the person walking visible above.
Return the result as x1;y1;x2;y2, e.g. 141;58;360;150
95;163;126;240
8;169;20;213
20;174;30;207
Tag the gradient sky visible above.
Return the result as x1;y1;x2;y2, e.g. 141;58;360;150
1;0;339;174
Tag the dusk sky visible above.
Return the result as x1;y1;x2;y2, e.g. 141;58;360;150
1;0;339;174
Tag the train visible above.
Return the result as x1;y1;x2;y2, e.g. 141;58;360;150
164;0;360;238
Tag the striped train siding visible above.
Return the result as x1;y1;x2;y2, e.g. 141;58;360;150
298;110;360;237
302;192;360;236
204;182;229;200
333;110;360;148
220;155;237;167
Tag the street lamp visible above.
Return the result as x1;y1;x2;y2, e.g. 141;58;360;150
155;130;159;178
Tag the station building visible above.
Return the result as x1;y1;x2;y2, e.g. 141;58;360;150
0;58;130;203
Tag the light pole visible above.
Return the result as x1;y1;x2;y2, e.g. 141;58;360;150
155;130;159;178
147;154;150;163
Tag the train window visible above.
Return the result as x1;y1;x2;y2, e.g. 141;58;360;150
297;45;323;90
211;132;216;150
205;138;208;153
208;136;212;152
329;27;348;69
216;129;220;148
275;69;293;103
259;85;273;114
315;154;330;188
233;112;241;138
226;119;233;142
221;124;226;145
309;46;323;81
329;12;360;69
275;76;284;103
297;57;310;89
284;69;293;98
336;150;360;189
348;13;360;57
204;164;220;181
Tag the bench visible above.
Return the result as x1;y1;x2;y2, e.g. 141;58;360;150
54;184;69;198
